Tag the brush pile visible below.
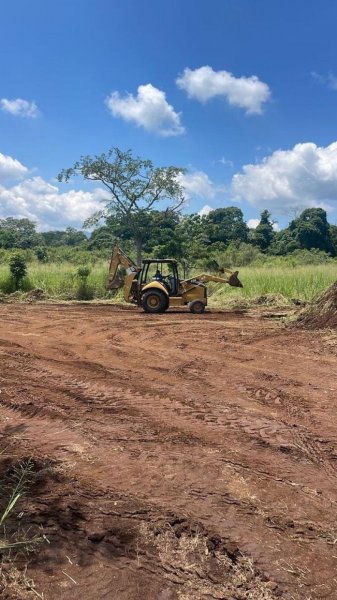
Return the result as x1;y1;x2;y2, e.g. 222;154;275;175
296;281;337;329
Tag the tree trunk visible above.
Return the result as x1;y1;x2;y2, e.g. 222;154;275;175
135;238;143;267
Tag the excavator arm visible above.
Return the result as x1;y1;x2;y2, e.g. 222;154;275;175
106;246;140;302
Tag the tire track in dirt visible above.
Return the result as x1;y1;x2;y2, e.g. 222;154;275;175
1;304;337;599
2;334;337;486
3;347;337;489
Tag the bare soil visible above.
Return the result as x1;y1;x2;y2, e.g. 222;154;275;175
1;303;337;599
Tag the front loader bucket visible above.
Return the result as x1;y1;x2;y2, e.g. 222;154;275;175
229;271;243;288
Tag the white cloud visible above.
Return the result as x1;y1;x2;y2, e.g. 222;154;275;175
177;171;215;199
0;153;28;180
199;204;213;217
217;156;234;168
231;142;337;214
176;66;271;115
0;98;39;118
247;218;259;229
0;176;107;230
247;218;279;231
105;83;185;136
311;71;337;91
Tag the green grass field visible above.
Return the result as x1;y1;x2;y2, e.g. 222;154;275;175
0;262;109;299
0;261;336;306
209;264;337;307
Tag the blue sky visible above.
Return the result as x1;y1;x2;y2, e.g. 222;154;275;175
1;0;337;230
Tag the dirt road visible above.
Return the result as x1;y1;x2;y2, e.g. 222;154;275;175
1;304;337;599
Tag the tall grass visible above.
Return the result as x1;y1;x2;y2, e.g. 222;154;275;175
0;260;336;304
0;261;110;299
209;264;337;306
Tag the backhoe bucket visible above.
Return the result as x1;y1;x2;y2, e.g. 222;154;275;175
228;271;243;288
106;274;124;290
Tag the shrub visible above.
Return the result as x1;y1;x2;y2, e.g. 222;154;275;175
9;252;27;290
76;266;94;300
77;266;91;280
35;246;48;262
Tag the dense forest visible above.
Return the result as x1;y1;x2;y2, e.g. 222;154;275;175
0;206;337;270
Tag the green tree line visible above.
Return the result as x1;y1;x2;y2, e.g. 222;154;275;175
1;206;337;265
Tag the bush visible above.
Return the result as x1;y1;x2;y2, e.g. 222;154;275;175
76;266;94;300
35;246;48;262
9;252;27;289
77;266;91;280
199;243;266;271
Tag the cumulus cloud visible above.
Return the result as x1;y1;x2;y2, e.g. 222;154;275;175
0;153;28;180
177;171;215;199
0;176;107;230
247;218;280;231
247;218;260;229
231;142;337;214
199;204;213;216
176;66;271;114
105;83;185;136
0;98;39;118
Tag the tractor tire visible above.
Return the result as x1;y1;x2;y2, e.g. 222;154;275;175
189;300;206;314
141;290;168;313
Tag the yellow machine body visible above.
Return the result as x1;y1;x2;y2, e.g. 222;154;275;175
106;246;242;314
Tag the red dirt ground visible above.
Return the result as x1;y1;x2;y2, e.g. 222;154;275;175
1;303;337;600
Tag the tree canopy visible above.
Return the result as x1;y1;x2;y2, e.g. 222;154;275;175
205;207;249;246
251;210;275;251
1;206;337;268
0;218;42;249
58;147;186;264
272;208;335;255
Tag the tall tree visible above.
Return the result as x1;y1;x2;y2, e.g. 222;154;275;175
62;227;88;246
58;148;186;265
143;210;181;257
175;213;209;264
289;208;334;253
252;210;275;251
0;218;42;249
205;207;249;246
88;225;116;250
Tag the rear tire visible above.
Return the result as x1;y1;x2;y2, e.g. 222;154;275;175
189;300;205;314
141;290;168;313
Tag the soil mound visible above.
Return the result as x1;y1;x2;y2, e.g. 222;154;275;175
26;288;44;301
254;293;288;306
296;281;337;329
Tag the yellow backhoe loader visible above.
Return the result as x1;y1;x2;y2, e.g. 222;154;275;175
106;246;243;314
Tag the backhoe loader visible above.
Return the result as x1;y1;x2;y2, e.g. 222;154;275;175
106;246;243;314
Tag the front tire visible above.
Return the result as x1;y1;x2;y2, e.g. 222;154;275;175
189;300;205;314
141;290;168;313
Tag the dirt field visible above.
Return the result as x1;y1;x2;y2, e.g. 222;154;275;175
1;304;337;600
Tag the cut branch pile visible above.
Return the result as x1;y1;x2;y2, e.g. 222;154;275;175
296;281;337;329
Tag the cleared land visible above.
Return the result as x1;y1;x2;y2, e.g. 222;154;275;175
1;303;337;599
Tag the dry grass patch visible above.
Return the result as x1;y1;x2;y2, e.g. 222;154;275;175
139;520;278;600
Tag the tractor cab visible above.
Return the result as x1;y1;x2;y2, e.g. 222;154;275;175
140;259;179;296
